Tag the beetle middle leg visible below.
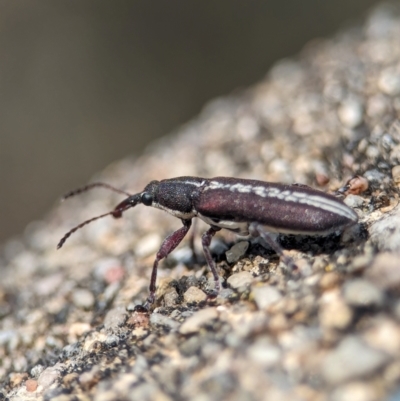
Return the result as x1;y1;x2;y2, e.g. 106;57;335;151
249;222;298;271
146;219;192;305
188;218;198;263
201;226;222;296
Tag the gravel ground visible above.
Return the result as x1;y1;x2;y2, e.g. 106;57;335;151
2;4;400;401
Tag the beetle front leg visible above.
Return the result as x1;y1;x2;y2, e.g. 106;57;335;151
146;219;192;305
201;226;222;296
249;222;298;271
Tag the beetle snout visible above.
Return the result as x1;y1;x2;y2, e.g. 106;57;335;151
112;194;142;218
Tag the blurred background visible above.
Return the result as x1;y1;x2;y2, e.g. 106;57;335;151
0;0;381;243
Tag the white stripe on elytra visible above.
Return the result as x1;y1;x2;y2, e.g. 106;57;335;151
204;181;356;221
179;180;204;187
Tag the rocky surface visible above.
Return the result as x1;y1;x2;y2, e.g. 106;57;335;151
1;4;400;400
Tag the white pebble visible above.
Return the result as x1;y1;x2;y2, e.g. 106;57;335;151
331;382;379;401
338;99;363;128
322;336;389;384
179;308;218;334
248;338;281;367
379;67;400;96
227;271;253;289
38;363;65;389
72;289;95;310
225;241;249;263
184;286;207;303
344;195;364;208
135;233;161;258
104;306;127;331
252;285;282;310
343;279;384;307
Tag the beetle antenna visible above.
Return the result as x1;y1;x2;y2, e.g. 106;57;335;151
57;204;132;249
62;182;132;200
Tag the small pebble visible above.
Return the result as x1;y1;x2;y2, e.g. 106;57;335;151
171;247;194;264
25;379;38;393
369;211;400;251
63;372;79;386
79;366;101;390
343;279;384;308
30;364;45;378
34;273;65;297
237;115;259;140
68;322;91;341
225;241;249;263
0;330;16;346
366;253;400;289
126;310;150;328
366;146;380;159
135;233;161;258
105;334;120;346
344;195;364;208
163;288;179;307
379;67;400;96
390;145;400;164
330;382;380;401
9;372;28;387
94;258;124;283
62;343;81;358
319;272;341;290
349;254;373;273
38;363;65;389
72;289;95;310
179;308;218;334
216;288;238;302
316;173;330;186
268;313;288;332
364;320;400;354
338;99;363;128
102;282;121;305
248;337;282;367
319;290;353;330
394;301;400;321
392;165;400;184
364;169;386;184
322;336;389;384
150;313;180;330
104;265;125;284
184;286;207;303
252;285;282;310
104;306;128;331
367;94;389;118
227;271;253;289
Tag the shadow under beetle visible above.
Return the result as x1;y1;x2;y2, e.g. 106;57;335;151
58;176;358;305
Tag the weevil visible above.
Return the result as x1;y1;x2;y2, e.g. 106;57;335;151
58;176;358;304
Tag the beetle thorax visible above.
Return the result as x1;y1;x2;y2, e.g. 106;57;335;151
150;177;203;220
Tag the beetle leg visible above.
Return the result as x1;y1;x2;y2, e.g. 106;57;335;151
188;218;198;263
201;226;222;296
249;222;298;271
146;219;192;305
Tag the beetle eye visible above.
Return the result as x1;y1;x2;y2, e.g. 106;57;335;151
141;193;153;206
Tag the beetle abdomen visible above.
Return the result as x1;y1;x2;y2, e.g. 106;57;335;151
194;177;358;235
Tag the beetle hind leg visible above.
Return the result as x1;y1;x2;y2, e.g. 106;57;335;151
249;222;298;272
